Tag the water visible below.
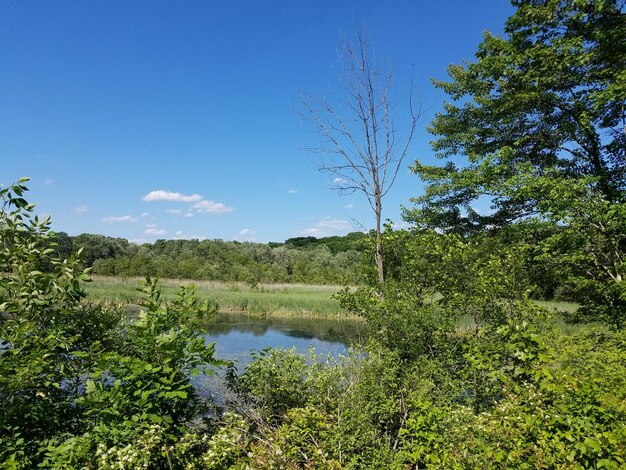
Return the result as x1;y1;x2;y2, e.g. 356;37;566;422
202;311;367;368
196;312;367;402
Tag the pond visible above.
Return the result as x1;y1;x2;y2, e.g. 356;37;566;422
202;311;368;367
196;311;367;401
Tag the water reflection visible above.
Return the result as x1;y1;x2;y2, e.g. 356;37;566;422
201;311;367;366
196;312;367;402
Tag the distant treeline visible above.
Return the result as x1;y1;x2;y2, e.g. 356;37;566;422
53;231;369;284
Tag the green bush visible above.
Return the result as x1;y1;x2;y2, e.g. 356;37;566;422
0;179;224;468
2;177;624;468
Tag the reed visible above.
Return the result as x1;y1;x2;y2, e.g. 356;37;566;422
85;276;584;323
85;276;348;316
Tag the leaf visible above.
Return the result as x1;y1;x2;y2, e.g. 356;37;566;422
85;379;97;394
70;351;89;358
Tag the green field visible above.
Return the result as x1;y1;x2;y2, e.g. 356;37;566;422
85;276;349;316
85;276;588;323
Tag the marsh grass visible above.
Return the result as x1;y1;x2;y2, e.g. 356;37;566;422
534;300;579;314
533;300;609;334
85;276;348;317
86;276;590;326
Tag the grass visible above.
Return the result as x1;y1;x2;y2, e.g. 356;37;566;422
85;276;349;317
534;300;579;315
534;300;610;334
85;276;588;324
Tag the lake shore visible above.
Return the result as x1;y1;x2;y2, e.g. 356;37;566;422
85;275;356;318
85;275;581;323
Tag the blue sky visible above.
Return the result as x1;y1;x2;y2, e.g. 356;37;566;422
1;1;514;243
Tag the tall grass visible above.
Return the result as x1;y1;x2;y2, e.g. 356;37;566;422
85;276;348;317
86;276;593;331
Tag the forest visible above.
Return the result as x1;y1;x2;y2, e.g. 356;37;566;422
1;1;625;468
56;232;368;285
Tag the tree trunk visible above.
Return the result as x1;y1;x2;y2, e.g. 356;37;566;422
375;196;384;284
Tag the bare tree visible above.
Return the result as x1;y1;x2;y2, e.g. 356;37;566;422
301;31;419;284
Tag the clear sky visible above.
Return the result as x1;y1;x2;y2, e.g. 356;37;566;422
1;1;515;243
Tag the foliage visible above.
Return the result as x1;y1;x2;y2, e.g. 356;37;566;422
218;216;625;467
221;324;626;469
0;178;90;319
338;227;543;360
495;220;564;299
284;232;367;254
408;0;626;327
410;0;625;229
72;233;131;267
2;167;626;468
229;348;310;417
4;4;626;457
534;184;626;327
78;232;367;285
0;179;224;468
246;407;341;469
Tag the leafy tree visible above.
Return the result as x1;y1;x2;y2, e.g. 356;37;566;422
0;178;89;319
83;235;366;285
410;0;625;229
536;182;626;326
52;231;74;260
338;227;542;361
73;233;131;266
408;0;626;325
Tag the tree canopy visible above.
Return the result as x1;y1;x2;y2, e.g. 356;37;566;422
406;0;625;326
408;0;625;232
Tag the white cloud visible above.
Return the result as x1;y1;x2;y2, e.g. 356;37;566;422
142;190;203;203
345;203;354;209
129;238;149;244
172;231;207;241
237;228;256;242
141;212;150;217
319;219;352;230
102;215;136;224
192;200;234;214
301;227;324;236
145;223;158;228
74;205;89;214
145;227;167;236
333;177;346;184
301;218;352;237
166;208;196;218
143;189;233;215
287;189;298;194
45;178;54;185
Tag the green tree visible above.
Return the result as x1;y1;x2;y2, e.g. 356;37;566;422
73;233;130;266
408;0;626;325
52;231;74;260
410;0;625;229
